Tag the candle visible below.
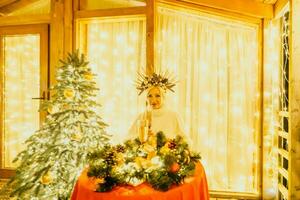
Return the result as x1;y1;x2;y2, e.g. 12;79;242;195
138;119;148;143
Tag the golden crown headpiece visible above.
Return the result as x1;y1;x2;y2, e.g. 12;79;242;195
135;71;176;95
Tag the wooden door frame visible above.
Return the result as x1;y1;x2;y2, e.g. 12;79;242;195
0;24;49;179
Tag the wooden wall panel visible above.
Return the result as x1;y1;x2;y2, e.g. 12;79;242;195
146;0;154;75
289;0;300;199
179;0;273;18
50;0;74;85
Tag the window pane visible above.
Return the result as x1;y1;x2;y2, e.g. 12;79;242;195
2;35;40;168
82;17;146;143
155;6;260;193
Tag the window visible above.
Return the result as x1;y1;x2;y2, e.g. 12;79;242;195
76;2;262;197
155;6;260;194
78;16;146;143
0;24;48;178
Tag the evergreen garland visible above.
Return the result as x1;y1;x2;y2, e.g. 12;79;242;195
87;132;201;192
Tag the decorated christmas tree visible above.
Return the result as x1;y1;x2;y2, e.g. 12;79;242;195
2;51;110;199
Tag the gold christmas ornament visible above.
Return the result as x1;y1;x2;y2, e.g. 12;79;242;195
83;72;93;80
41;172;52;185
63;88;75;99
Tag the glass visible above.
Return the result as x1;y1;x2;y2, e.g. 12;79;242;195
81;17;146;144
155;6;260;193
2;35;40;168
137;119;149;143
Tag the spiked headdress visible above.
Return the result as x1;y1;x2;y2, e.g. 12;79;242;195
135;71;176;95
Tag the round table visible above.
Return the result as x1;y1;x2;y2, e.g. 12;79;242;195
71;163;209;200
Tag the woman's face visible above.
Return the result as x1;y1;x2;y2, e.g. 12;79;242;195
147;87;162;109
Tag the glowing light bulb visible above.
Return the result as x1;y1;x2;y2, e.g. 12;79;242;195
116;34;125;43
129;31;138;41
100;31;108;39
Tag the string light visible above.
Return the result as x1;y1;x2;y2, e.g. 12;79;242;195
156;6;261;193
263;18;284;197
3;34;40;168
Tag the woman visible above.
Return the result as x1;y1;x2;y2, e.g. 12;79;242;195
127;73;190;145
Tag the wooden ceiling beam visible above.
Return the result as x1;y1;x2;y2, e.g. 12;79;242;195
0;0;40;15
75;6;146;19
274;0;289;17
0;0;17;7
0;13;50;25
255;0;278;4
177;0;274;18
146;0;154;75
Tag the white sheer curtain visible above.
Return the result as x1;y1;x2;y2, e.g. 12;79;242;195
85;17;146;144
155;6;259;193
3;35;40;168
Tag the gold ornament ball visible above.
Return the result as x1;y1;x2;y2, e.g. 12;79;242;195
41;172;52;184
64;89;75;99
83;72;93;80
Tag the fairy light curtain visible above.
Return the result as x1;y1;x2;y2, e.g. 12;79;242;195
262;19;281;198
85;17;146;144
155;6;260;193
2;35;40;168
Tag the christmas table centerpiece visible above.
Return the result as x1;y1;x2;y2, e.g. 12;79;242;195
87;131;201;192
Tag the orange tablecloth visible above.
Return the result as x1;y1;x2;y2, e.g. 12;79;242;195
71;163;209;200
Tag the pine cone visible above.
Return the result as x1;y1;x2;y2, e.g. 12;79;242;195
115;145;125;153
168;140;177;150
106;152;116;165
